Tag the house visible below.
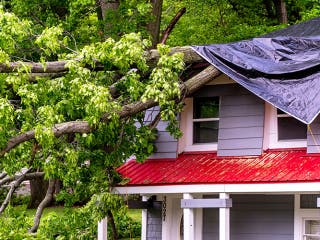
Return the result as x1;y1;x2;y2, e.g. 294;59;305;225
113;17;320;240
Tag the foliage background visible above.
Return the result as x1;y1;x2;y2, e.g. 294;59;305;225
0;0;318;238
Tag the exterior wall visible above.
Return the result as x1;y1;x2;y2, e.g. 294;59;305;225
193;84;265;156
146;206;162;240
144;106;178;159
307;116;320;153
202;195;219;240
203;194;294;240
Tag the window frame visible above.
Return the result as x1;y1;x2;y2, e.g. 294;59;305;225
192;97;220;144
264;103;307;149
294;194;320;240
303;219;320;239
183;97;220;152
277;109;307;141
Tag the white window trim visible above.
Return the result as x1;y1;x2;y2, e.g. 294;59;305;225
303;218;320;239
183;98;218;152
294;194;320;240
264;103;306;149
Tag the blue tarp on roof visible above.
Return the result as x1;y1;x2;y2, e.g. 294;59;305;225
192;19;320;124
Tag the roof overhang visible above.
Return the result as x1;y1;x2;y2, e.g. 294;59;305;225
114;182;320;195
116;149;320;194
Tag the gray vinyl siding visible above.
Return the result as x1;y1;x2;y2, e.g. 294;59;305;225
146;207;162;240
144;106;178;159
217;90;264;156
203;195;294;240
307;116;320;153
145;84;265;158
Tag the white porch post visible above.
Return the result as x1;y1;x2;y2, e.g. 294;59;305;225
98;218;108;240
219;193;230;240
183;193;194;240
141;196;148;240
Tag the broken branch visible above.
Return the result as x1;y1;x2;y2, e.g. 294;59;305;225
0;47;203;74
0;172;45;187
0;65;220;156
0;167;32;214
160;7;186;44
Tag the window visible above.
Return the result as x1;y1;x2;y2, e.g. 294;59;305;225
264;103;307;149
193;97;220;144
301;195;320;209
277;109;307;141
295;194;320;240
304;219;320;239
179;97;220;152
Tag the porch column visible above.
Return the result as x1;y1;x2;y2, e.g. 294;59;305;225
183;193;194;240
219;193;230;240
98;218;107;240
141;196;148;240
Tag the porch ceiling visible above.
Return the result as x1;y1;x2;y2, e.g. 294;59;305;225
117;148;320;186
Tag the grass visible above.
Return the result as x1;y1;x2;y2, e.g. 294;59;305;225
13;204;73;218
127;209;142;223
13;204;141;223
23;205;141;220
1;204;142;239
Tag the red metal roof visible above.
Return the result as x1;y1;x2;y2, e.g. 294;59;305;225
117;149;320;186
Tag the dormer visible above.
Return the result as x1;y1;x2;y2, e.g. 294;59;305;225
178;75;265;156
147;30;320;159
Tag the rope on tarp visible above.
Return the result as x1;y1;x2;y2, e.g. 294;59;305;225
308;124;320;153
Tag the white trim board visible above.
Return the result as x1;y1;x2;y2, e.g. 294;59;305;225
181;198;232;208
264;103;307;149
114;182;320;195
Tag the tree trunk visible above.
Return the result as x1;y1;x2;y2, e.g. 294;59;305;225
29;179;56;233
272;0;288;24
263;0;275;19
54;179;62;194
147;0;163;48
96;0;104;21
108;210;118;240
96;0;120;20
27;176;48;209
96;0;120;38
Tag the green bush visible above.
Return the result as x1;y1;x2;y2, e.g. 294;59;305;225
38;209;97;240
12;194;30;206
0;202;141;240
39;207;141;239
0;205;40;240
114;208;141;239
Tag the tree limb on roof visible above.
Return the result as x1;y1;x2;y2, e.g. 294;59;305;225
0;65;220;156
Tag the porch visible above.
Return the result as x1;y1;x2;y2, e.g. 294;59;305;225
109;149;320;240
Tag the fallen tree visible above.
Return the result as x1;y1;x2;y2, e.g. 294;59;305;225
0;43;220;234
1;64;219;156
0;8;221;236
0;46;204;74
